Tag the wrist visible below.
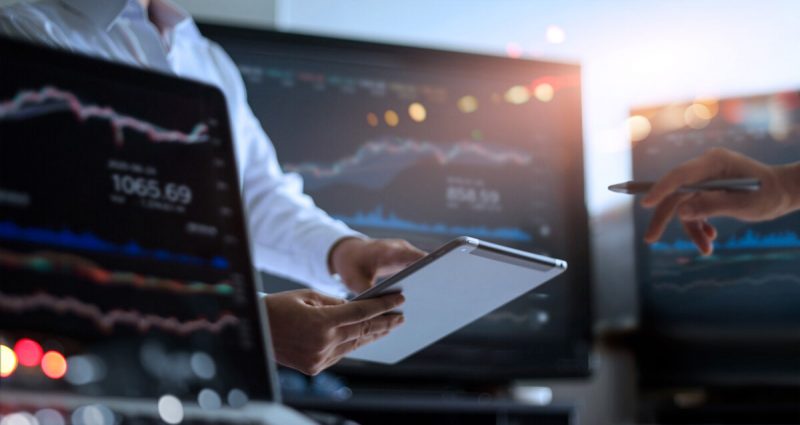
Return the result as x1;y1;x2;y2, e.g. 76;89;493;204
775;163;800;214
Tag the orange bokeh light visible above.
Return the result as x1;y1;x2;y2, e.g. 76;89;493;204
41;351;68;379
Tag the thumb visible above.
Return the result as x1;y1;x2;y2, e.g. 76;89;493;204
345;272;374;294
379;241;426;266
678;192;749;220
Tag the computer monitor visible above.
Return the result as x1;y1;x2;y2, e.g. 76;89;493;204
0;37;280;412
200;24;592;381
632;91;800;386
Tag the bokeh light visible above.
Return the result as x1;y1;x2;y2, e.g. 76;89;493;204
366;112;379;127
684;103;713;129
0;412;36;425
768;97;792;141
545;25;566;44
384;109;399;127
533;83;555;102
408;102;427;122
695;98;720;118
66;355;106;385
227;388;249;408
627;115;653;142
189;352;216;380
41;351;67;379
197;388;222;410
457;95;479;113
1;344;18;377
72;405;114;425
34;409;65;425
504;85;531;105
505;42;523;58
157;395;184;425
14;338;43;367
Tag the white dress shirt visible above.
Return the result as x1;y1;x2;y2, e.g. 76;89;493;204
0;0;360;295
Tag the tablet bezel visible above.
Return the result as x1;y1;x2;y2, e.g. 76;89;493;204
353;236;567;301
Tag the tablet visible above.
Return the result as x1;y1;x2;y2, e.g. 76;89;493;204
346;237;567;364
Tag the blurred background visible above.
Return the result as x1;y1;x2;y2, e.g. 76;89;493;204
2;1;799;424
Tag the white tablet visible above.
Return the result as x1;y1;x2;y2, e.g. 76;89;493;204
346;237;567;364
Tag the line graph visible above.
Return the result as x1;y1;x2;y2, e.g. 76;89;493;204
333;206;533;242
282;138;533;191
0;291;240;335
0;249;234;296
0;86;209;146
0;221;230;269
651;230;800;252
481;310;549;327
653;273;800;294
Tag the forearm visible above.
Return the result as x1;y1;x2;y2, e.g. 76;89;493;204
776;162;800;214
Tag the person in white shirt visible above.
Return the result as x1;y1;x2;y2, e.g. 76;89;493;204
0;0;425;376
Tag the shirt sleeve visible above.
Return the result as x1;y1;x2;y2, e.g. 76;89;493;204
207;42;363;297
0;6;70;49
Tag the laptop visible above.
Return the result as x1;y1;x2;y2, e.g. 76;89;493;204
0;37;315;425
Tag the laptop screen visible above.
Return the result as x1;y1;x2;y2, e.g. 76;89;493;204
0;37;277;408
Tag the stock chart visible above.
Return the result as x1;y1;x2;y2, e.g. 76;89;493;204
634;92;800;332
632;91;800;383
0;48;270;404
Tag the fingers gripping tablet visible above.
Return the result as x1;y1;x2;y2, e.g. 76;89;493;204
346;237;566;364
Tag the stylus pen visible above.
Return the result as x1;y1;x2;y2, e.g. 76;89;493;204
608;178;761;194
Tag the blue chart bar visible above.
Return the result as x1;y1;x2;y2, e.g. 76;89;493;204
651;229;800;252
334;206;533;242
0;221;229;269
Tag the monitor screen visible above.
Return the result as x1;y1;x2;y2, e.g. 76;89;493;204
201;25;591;380
0;38;276;404
632;91;800;385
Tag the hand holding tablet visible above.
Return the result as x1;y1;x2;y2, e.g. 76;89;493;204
346;237;567;364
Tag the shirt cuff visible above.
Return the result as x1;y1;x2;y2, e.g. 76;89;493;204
303;223;365;297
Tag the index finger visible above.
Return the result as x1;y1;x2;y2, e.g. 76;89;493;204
324;292;405;326
641;150;725;208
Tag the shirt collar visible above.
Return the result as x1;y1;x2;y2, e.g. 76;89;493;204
59;0;127;30
58;0;198;37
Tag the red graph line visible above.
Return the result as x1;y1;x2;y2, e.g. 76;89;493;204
283;139;532;178
0;86;209;146
0;292;240;335
0;249;234;296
